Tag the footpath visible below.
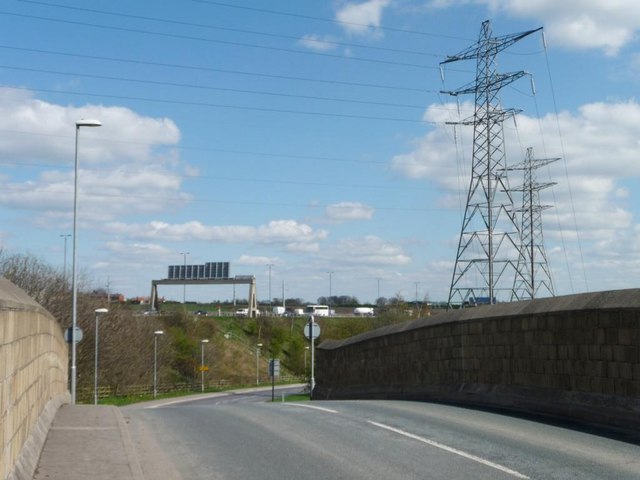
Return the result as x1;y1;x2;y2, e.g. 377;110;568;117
32;405;144;480
30;385;305;479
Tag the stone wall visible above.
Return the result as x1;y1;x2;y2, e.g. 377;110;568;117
0;278;69;480
315;289;640;434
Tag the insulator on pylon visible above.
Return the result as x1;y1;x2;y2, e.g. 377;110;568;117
530;76;536;96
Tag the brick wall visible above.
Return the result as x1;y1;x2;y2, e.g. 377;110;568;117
0;278;69;480
315;289;640;433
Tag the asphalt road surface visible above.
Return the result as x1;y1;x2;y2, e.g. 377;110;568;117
123;388;640;480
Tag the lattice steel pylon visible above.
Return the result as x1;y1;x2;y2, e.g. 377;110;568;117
442;21;542;308
509;147;558;300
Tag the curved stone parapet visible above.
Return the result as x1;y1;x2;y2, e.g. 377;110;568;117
316;289;640;435
0;278;69;480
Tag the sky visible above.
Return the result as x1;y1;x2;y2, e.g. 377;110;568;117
1;0;640;306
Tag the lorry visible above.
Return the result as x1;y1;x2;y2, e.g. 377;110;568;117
303;305;330;317
353;307;375;316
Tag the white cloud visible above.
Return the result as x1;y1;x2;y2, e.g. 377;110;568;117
391;98;640;251
105;241;172;257
104;219;327;246
432;0;640;54
320;235;411;266
0;87;179;165
298;34;338;51
325;201;375;221
236;255;281;266
336;0;391;36
0;88;190;228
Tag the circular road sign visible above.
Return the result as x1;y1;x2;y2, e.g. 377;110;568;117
65;326;84;343
304;321;321;340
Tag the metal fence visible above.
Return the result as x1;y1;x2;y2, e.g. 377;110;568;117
77;376;305;403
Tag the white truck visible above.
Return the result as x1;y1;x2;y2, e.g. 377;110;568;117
304;305;330;317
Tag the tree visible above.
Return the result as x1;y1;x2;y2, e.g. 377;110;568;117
0;252;71;327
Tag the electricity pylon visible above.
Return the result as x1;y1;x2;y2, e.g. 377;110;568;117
509;147;558;300
442;20;541;308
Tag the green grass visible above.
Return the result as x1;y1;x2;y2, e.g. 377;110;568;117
97;386;229;406
96;381;306;406
279;393;310;402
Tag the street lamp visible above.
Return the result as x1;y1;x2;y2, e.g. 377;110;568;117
93;308;108;405
71;118;101;405
200;339;209;392
180;252;189;304
267;263;273;313
153;330;164;398
256;343;263;385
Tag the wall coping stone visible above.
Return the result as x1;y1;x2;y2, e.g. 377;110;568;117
319;289;640;350
0;277;47;314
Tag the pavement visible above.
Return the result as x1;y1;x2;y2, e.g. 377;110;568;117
32;405;145;480
30;386;306;479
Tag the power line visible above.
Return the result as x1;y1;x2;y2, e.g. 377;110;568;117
0;64;434;110
190;0;472;41
0;127;430;167
0;84;437;124
1;159;430;192
0;184;443;213
0;44;431;93
0;11;436;70
17;0;441;59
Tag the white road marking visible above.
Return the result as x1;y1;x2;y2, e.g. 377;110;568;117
368;421;530;479
284;403;339;414
144;392;229;409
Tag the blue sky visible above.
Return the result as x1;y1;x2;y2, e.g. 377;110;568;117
1;0;640;305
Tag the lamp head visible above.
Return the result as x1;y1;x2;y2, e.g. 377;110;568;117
154;330;164;336
95;308;108;315
76;119;102;128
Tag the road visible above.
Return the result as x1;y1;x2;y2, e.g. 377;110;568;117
123;388;640;480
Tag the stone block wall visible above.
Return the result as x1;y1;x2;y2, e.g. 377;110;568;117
315;289;640;434
0;278;69;480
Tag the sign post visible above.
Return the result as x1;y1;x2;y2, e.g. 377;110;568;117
303;315;321;400
269;359;280;401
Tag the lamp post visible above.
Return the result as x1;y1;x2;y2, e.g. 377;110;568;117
60;234;71;283
304;346;310;376
180;252;189;304
153;330;164;398
267;264;273;313
71;118;101;405
200;339;209;392
256;343;263;385
93;308;108;405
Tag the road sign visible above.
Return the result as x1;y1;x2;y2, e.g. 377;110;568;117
64;326;83;343
269;359;280;378
304;321;320;340
198;365;209;372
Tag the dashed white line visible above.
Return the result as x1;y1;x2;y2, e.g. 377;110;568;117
368;420;530;479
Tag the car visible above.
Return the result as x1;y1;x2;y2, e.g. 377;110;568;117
235;308;249;317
